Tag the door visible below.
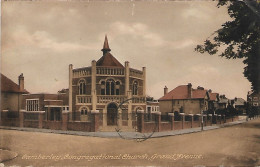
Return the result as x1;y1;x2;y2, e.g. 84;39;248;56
107;103;118;126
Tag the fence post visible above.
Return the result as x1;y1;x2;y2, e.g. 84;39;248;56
137;110;145;133
223;115;226;123
208;114;213;126
38;112;45;129
62;111;69;131
168;113;174;130
180;113;185;129
91;110;100;132
203;115;207;126
217;115;221;124
189;114;194;128
154;112;161;132
19;110;25;128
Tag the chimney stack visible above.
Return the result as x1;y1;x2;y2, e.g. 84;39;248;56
188;83;192;99
18;73;24;91
164;86;168;95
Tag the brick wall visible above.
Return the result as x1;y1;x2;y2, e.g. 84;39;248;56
24;120;38;128
43;121;62;130
68;121;91;131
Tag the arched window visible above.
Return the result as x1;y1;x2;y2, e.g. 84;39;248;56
132;81;138;95
136;107;142;112
116;81;120;95
101;79;121;95
101;81;105;95
80;107;88;115
78;80;86;95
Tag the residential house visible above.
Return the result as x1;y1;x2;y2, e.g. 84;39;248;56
232;97;246;114
159;83;210;115
1;73;29;113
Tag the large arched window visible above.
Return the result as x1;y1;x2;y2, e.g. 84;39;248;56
102;79;121;95
78;79;86;95
106;79;115;95
132;81;138;95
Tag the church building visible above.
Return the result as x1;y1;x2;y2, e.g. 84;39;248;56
69;36;146;130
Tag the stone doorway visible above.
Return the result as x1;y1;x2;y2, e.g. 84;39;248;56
107;103;118;126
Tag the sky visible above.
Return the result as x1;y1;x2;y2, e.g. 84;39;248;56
1;0;251;100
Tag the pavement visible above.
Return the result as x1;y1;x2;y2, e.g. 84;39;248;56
0;117;253;139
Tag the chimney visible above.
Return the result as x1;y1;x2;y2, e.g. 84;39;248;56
197;86;204;90
164;86;168;95
18;73;24;91
188;83;192;99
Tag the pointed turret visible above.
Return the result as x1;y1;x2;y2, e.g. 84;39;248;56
101;35;111;54
97;35;124;68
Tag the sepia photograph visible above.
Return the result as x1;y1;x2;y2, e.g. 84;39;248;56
0;0;260;166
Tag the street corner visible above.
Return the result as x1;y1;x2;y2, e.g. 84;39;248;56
0;149;18;163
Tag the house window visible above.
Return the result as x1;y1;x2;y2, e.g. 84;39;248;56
26;99;39;111
81;107;88;115
132;81;138;95
78;79;86;95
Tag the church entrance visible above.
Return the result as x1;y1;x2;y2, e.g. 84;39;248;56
107;103;118;126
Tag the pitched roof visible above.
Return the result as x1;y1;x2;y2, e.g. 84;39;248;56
192;89;208;99
1;74;29;93
209;93;218;101
159;85;208;100
234;98;246;106
96;52;124;68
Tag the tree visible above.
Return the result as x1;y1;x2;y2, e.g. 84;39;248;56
195;0;260;93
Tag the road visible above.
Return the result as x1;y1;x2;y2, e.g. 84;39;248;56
0;118;259;166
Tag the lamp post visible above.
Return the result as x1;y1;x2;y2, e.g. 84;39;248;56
201;110;204;131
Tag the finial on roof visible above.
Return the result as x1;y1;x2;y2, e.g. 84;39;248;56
101;35;111;54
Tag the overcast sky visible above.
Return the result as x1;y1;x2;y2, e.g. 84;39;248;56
1;1;251;100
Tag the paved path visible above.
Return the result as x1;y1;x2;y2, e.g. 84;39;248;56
0;118;250;139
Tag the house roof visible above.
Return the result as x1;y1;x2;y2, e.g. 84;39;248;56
192;89;208;99
159;85;208;100
219;97;229;104
209;93;218;101
1;74;29;93
234;98;246;106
